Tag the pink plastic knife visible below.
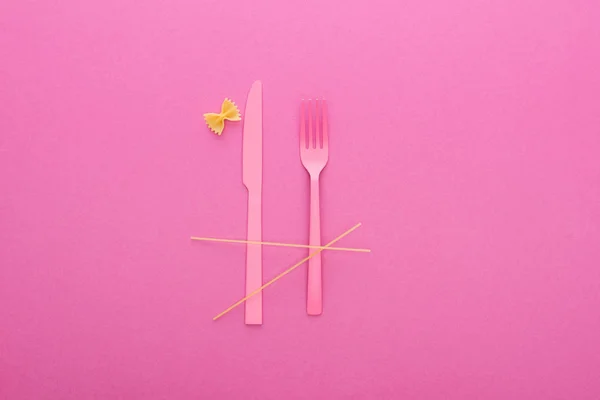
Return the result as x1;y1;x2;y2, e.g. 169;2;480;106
242;80;263;325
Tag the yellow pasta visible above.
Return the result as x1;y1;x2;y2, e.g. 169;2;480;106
203;98;241;135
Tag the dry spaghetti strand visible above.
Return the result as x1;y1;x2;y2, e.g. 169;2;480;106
191;236;370;253
213;223;362;321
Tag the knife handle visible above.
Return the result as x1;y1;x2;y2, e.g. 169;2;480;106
245;189;263;325
307;177;323;315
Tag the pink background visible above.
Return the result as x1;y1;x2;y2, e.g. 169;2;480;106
1;0;600;398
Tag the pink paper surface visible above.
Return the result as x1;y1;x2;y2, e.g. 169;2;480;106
1;0;600;399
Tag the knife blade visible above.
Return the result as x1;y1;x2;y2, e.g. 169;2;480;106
242;80;263;325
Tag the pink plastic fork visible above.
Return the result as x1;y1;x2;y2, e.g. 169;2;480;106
300;99;329;315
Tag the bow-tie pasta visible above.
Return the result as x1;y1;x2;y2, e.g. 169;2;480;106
204;98;241;135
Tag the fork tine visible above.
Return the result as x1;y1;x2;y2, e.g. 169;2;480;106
300;100;306;149
307;99;313;148
315;99;321;149
322;99;328;149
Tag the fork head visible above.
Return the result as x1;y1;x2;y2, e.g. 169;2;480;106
300;99;329;176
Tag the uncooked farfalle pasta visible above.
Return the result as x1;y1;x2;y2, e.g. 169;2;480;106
203;98;241;135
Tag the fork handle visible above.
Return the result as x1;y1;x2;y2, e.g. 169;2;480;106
307;177;322;315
